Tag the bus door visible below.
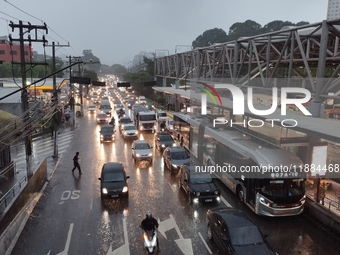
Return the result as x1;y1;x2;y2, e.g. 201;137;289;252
197;123;205;164
245;178;258;206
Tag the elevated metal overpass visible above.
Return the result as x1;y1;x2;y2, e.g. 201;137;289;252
154;19;340;111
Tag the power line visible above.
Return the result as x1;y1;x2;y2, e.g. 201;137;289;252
4;0;44;23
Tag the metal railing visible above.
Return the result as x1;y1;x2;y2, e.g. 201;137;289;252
0;175;28;214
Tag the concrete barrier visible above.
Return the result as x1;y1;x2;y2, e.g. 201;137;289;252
0;158;47;255
305;197;340;234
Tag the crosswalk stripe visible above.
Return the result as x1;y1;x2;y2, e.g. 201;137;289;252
11;130;74;164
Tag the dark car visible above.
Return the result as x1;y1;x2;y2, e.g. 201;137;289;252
99;125;115;142
98;162;130;199
155;132;176;151
206;207;278;255
162;146;190;173
178;165;220;204
118;116;133;131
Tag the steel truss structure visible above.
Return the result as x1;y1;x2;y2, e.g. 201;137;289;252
155;20;340;101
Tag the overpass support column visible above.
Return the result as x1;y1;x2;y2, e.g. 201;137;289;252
310;20;329;117
162;77;166;87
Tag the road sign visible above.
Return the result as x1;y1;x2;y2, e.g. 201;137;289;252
92;81;106;87
70;76;91;84
117;82;130;87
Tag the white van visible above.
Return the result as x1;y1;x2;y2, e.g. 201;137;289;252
165;118;173;133
139;96;146;104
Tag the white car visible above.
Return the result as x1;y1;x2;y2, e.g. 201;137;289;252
88;105;97;113
131;140;153;163
166;118;173;132
121;124;138;139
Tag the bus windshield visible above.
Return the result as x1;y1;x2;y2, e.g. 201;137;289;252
260;179;304;198
140;115;156;121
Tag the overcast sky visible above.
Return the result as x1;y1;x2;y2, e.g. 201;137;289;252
0;0;329;67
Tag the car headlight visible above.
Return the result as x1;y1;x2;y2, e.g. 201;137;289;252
214;190;219;195
100;135;104;138
148;153;152;156
97;118;100;121
196;192;200;196
122;186;128;193
173;143;176;146
172;164;178;168
124;132;127;135
136;153;141;157
161;144;165;147
135;131;138;134
102;188;108;194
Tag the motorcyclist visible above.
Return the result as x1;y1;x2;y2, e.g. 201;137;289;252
141;212;159;249
159;121;166;131
109;116;115;125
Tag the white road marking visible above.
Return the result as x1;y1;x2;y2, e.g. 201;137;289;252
90;198;93;210
220;195;232;207
198;232;212;255
53;223;73;255
169;182;177;193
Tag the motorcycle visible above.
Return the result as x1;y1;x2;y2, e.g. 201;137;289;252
118;111;125;119
109;117;115;127
141;227;158;254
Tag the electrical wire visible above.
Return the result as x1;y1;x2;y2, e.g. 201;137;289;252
4;0;44;23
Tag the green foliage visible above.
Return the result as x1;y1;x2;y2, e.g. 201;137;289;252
83;69;98;81
192;20;311;48
228;20;262;41
82;49;101;71
192;28;228;48
123;70;153;97
111;64;127;75
143;57;154;76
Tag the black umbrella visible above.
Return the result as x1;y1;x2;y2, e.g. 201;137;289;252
0;174;8;184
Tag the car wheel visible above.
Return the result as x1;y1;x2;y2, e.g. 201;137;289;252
207;225;213;241
237;186;244;202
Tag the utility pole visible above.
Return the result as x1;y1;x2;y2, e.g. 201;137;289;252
45;41;69;157
9;21;48;178
67;56;83;128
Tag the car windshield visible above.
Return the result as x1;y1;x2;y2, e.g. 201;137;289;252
135;143;150;150
158;113;167;117
101;127;113;133
103;172;125;182
89;106;96;109
171;151;189;160
229;225;264;246
190;173;212;184
98;114;107;117
124;125;136;131
159;135;173;141
121;118;132;124
168;120;173;125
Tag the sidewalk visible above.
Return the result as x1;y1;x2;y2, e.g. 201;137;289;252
0;123;75;213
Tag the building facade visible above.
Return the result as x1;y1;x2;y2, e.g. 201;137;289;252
327;0;340;20
0;36;33;63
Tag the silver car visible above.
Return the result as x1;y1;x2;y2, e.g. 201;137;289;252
131;140;153;163
121;124;138;139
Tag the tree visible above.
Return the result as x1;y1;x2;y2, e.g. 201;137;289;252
143;57;154;76
82;49;101;71
227;20;262;41
111;64;127;75
123;70;153;98
192;28;228;49
261;20;295;33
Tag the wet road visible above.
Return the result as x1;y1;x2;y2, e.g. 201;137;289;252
11;104;340;255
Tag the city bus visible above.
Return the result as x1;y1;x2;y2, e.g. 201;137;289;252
173;112;306;217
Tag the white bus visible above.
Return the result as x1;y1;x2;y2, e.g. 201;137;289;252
173;112;306;217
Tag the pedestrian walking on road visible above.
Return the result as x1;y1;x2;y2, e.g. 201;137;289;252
71;152;82;174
